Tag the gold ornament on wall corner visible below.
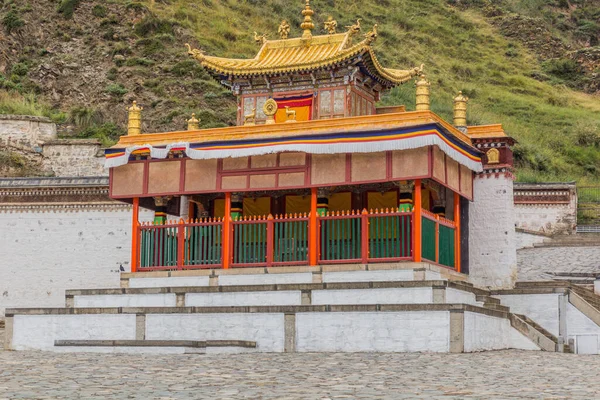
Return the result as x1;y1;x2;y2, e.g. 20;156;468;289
415;74;431;111
278;20;291;39
127;101;143;136
486;148;500;164
187;113;200;131
453;91;469;127
263;98;278;124
324;16;337;35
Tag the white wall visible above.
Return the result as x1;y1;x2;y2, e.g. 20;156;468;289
515;231;548;250
0;207;152;316
296;311;450;352
469;176;517;288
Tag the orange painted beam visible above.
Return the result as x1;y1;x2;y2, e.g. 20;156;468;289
309;187;318;266
413;180;422;262
454;192;461;273
223;192;232;269
131;197;140;273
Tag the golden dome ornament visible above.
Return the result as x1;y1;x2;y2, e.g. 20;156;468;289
263;98;278;124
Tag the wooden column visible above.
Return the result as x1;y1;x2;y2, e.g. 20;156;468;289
454;192;461;273
223;192;232;269
131;197;140;273
309;187;318;266
413;180;422;262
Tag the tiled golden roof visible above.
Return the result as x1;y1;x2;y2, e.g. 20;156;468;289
187;30;422;87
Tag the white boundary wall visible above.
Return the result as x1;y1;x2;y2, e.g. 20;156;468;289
0;208;152;316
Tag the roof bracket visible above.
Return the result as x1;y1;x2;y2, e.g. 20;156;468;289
310;73;317;86
264;76;271;89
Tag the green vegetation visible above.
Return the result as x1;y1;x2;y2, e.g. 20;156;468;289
0;0;598;182
2;8;24;34
57;0;82;19
0;91;54;118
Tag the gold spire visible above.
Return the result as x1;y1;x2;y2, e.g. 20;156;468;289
300;0;315;40
127;101;143;136
187;113;200;131
324;16;337;35
278;20;291;39
453;91;469;127
415;74;431;111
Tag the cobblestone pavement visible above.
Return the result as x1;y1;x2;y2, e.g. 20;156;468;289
0;350;599;399
518;246;600;281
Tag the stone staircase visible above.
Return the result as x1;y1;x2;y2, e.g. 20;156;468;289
3;263;572;354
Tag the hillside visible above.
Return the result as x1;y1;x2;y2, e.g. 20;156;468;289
0;0;599;182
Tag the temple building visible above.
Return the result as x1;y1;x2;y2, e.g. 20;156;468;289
104;0;515;288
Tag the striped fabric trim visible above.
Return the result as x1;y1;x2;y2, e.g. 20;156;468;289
105;124;483;172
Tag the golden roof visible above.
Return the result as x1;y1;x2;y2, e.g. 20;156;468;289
186;29;422;87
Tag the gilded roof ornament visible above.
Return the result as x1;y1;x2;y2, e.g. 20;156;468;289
300;0;315;40
453;91;469;127
186;43;205;62
263;99;278;124
346;19;362;36
324;16;337;35
254;31;268;45
278;20;291;39
127;101;143;136
364;24;378;44
187;113;200;131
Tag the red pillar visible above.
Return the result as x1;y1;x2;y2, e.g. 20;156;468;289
309;187;318;266
454;192;461;273
131;197;140;273
223;192;232;269
413;180;422;262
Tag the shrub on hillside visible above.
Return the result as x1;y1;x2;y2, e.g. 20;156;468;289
134;15;175;37
105;84;128;97
57;0;82;19
542;58;581;81
2;9;25;34
10;62;29;77
91;5;108;18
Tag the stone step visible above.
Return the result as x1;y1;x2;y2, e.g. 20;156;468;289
476;295;500;305
5;303;540;353
483;303;510;313
509;314;558;352
53;339;256;354
121;263;467;290
65;280;487;309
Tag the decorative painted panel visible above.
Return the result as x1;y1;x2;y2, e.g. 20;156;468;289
111;163;144;197
311;153;346;185
319;91;331;117
185;159;218;192
147;161;181;194
351;153;386;182
334;89;345;115
391;149;429;178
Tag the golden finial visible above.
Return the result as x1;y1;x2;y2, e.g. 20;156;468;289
453;91;469;127
415;74;431;111
263;99;278;124
300;0;315;40
254;31;268;45
127;101;143;136
278;20;291;39
324;16;337;34
187;113;200;131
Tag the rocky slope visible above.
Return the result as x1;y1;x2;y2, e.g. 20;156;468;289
0;0;599;181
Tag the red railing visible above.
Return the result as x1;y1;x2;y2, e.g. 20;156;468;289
136;209;454;271
421;209;456;268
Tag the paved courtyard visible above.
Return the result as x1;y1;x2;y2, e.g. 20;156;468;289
0;350;599;399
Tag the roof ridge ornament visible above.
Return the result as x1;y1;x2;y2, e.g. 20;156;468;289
278;20;291;39
300;0;315;40
324;16;337;35
186;43;205;62
254;31;268;45
365;24;378;44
